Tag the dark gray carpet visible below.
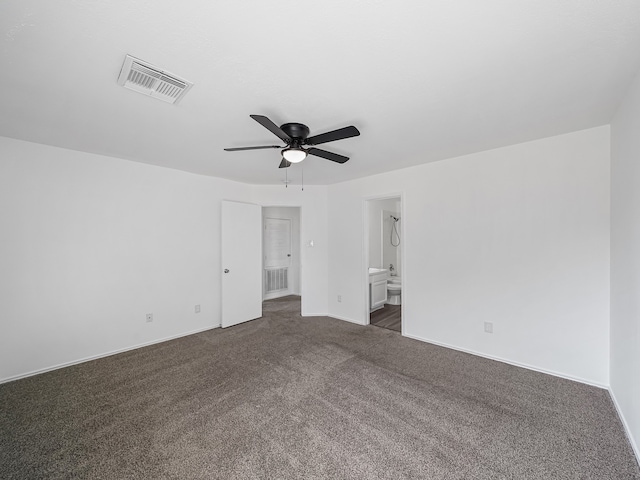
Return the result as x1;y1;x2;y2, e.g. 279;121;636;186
1;296;639;479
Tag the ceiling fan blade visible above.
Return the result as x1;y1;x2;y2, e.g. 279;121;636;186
279;159;292;169
307;148;349;164
305;126;360;146
224;145;282;151
250;115;292;143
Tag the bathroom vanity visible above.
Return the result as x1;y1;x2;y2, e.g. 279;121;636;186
368;268;389;311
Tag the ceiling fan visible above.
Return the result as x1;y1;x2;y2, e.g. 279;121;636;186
224;115;360;168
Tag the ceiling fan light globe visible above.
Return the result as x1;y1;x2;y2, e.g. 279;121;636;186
282;148;307;163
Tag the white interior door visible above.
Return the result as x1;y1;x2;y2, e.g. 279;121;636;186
221;200;262;328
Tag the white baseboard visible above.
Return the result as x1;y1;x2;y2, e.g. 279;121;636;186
300;313;366;327
608;387;640;465
300;312;328;318
327;314;366;326
299;312;366;326
0;325;219;385
403;332;608;389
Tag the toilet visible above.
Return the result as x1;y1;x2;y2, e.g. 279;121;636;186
387;277;402;305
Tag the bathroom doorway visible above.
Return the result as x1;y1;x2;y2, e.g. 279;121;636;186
365;195;403;333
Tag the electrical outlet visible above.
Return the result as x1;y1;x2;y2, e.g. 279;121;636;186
337;295;342;303
146;313;153;323
484;322;493;334
195;305;201;313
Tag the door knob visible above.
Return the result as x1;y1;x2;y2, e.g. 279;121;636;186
224;269;229;273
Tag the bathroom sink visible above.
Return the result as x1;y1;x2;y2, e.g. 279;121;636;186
368;268;388;275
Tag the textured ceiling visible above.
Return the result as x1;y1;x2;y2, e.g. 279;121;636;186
1;0;639;185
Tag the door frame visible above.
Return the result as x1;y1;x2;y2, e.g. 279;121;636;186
263;216;293;300
261;205;303;303
363;193;405;334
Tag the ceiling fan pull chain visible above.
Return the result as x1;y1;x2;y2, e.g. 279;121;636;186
301;164;304;191
285;164;288;188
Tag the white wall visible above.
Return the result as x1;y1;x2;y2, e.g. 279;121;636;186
0;137;253;381
0;125;614;391
610;71;640;458
0;137;330;382
327;126;611;385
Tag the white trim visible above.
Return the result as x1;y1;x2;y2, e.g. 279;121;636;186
327;314;367;325
300;312;328;317
261;205;303;303
362;192;405;330
403;332;608;389
0;325;219;385
362;199;371;324
608;387;640;464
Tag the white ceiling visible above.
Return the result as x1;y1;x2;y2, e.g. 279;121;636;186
1;1;639;185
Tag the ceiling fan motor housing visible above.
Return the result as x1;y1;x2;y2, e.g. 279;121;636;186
280;123;310;143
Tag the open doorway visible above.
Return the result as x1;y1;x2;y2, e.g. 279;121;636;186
365;196;402;333
262;206;301;313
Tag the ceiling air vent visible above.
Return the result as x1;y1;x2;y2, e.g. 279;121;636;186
117;55;193;104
